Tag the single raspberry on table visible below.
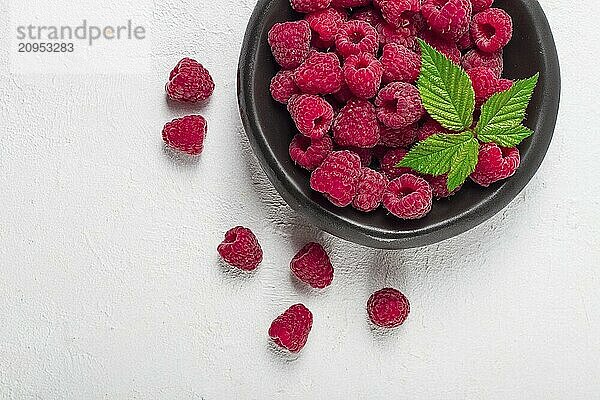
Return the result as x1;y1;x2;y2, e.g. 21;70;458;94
217;226;263;271
470;143;520;187
291;0;331;14
335;20;379;59
417;118;451;141
379;124;418;148
423;174;462;198
293;52;344;95
289;134;333;170
333;99;381;148
268;20;312;70
352;7;384;27
305;7;348;49
469;0;492;13
421;0;472;41
467;67;512;106
375;82;425;129
471;8;513;53
332;0;371;9
310;150;363;207
269;304;313;353
343;53;383;100
380;43;421;84
379;148;412;179
288;94;334;139
383;173;433;219
290;242;334;288
418;30;461;64
462;48;503;77
270;70;301;104
166;58;215;103
162;115;207;155
367;288;410;328
373;0;421;29
352;168;388;212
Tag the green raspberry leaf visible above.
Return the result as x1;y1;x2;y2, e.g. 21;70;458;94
478;124;534;147
446;137;479;191
417;39;475;132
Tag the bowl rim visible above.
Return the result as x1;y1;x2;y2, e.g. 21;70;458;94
237;0;561;249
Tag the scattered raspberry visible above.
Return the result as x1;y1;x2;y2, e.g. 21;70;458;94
332;0;371;8
469;0;492;13
333;99;380;148
467;67;512;106
421;0;472;41
419;30;461;64
270;70;301;104
380;43;421;84
340;146;374;166
456;29;473;50
343;53;383;99
376;21;418;49
268;21;312;69
462;48;503;77
380;148;412;179
375;82;425;129
166;58;215;103
310;150;362;207
217;226;263;271
332;82;355;104
293;52;344;95
424;174;461;198
367;288;410;328
374;0;420;29
162;115;207;155
290;242;334;288
269;304;313;353
352;168;388;212
417;118;451;141
288;94;334;139
470;143;520;187
383;173;433;219
305;8;347;49
352;7;384;27
289;134;334;170
379;124;418;148
471;8;513;53
335;20;379;59
291;0;331;14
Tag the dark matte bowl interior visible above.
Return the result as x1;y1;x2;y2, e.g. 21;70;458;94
238;0;560;249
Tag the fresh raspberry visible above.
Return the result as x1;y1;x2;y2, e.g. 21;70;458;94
417;118;451;141
268;21;312;69
383;173;433;219
423;174;461;198
379;124;418;148
332;0;371;9
289;134;334;170
419;30;461;64
269;304;313;353
310;150;362;207
217;226;263;271
469;0;492;13
376;20;418;49
166;58;215;103
375;82;425;129
332;82;355;104
352;7;384;27
291;0;331;14
367;288;410;328
293;52;344;95
305;8;347;49
380;43;421;84
462;48;503;77
380;148;412;179
340;146;374;166
470;143;520;187
374;0;420;28
352;168;388;212
456;29;473;50
290;242;334;288
333;99;380;148
421;0;472;41
270;70;301;104
343;53;383;99
467;67;512;106
288;94;334;139
471;8;513;53
496;78;513;93
162;115;206;155
372;145;390;162
335;20;379;59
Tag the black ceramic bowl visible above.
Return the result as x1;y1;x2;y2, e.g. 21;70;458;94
238;0;560;249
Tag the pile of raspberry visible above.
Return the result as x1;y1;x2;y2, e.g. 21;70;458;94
269;0;516;219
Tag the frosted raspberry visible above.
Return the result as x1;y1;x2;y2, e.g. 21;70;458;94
340;146;374;166
367;288;410;328
470;143;520;187
471;8;513;53
305;8;347;49
269;304;313;353
166;58;215;103
457;29;473;50
289;134;334;170
162;115;206;155
417;117;451;141
423;174;461;198
343;53;383;99
469;0;492;13
379;124;418;148
268;21;312;69
288;94;334;139
333;99;380;148
375;82;425;129
419;30;461;64
290;242;334;288
462;48;503;77
335;20;379;59
310;150;362;207
380;43;421;84
374;0;420;28
421;0;472;41
332;82;355;104
352;7;384;27
352;168;388;212
291;0;331;14
383;173;433;219
467;67;512;106
270;70;301;104
293;52;344;95
380;148;412;179
332;0;371;8
217;226;263;271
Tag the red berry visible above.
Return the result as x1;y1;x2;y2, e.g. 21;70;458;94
166;58;215;103
268;21;312;69
310;150;362;207
421;0;472;41
417;118;451;141
375;82;425;129
288;94;334;139
379;124;418;148
352;168;388;212
335;20;379;59
343;53;384;99
291;0;331;14
331;82;355;104
419;30;461;64
290;242;334;288
293;52;344;95
289;134;333;170
340;146;374;166
383;173;433;219
162;115;207;155
380;43;421;84
380;148;412;179
269;304;313;353
270;70;301;104
332;0;371;9
462;48;503;77
305;8;348;49
333;99;381;148
467;67;512;106
376;21;418;49
423;174;462;198
471;8;513;53
374;0;420;28
470;143;520;187
367;288;410;328
456;29;473;50
352;7;384;27
217;227;263;271
469;0;492;13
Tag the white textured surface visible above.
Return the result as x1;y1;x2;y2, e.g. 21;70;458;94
0;0;599;398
